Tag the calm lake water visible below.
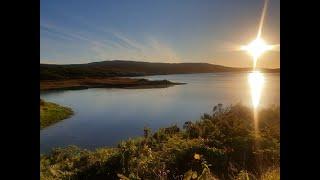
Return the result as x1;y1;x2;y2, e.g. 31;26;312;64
40;72;280;153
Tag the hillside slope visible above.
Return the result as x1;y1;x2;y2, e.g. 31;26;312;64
41;60;279;80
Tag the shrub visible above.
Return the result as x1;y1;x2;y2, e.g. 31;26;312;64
40;104;279;180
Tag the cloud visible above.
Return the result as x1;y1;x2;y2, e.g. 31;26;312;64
41;21;180;63
147;37;180;62
41;22;91;42
90;31;180;62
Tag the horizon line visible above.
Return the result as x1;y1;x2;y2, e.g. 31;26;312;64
40;59;280;69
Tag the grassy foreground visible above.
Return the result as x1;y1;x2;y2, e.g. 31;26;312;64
40;99;74;129
40;104;279;180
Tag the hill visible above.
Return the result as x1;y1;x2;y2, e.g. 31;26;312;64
40;60;279;80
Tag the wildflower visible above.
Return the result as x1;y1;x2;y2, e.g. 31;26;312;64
194;153;201;160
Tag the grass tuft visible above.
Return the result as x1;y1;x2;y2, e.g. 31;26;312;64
40;99;73;129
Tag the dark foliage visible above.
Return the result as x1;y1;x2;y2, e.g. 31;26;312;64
41;104;279;180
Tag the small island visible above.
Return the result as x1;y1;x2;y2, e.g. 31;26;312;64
40;99;74;129
40;77;185;91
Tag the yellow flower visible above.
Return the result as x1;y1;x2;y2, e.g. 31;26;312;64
194;153;200;160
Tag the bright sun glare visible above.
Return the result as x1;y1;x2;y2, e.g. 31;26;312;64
248;71;265;108
241;37;272;68
241;37;271;110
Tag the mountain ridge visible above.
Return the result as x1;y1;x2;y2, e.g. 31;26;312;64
40;60;280;80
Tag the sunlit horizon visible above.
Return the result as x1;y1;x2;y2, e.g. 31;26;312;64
40;0;279;68
238;0;279;138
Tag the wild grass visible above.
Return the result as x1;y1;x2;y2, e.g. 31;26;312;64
40;99;73;129
40;104;279;180
261;168;280;180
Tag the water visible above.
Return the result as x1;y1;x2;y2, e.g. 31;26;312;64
40;72;279;153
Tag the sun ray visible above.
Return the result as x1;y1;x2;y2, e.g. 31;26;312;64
240;0;278;70
257;0;269;39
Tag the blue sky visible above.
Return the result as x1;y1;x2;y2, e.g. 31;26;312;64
40;0;280;68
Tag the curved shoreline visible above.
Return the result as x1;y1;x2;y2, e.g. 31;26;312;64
40;99;74;129
40;77;186;91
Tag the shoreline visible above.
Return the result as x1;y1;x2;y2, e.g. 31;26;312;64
40;77;186;91
40;104;279;179
40;99;74;129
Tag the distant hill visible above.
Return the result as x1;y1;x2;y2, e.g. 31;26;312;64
40;60;280;80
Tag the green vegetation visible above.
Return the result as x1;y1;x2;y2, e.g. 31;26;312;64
40;99;74;129
40;104;279;180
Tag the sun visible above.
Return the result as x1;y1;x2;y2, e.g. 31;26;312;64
241;37;272;67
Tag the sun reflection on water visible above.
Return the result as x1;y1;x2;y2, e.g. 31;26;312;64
248;71;265;134
248;71;265;109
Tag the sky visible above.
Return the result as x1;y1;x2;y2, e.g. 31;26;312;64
40;0;280;68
